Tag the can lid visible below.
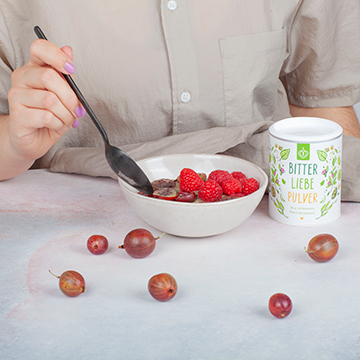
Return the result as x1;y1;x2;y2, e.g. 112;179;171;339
269;117;343;142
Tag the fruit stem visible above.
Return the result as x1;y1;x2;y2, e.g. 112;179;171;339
156;232;167;240
118;245;125;249
48;270;60;279
304;246;312;254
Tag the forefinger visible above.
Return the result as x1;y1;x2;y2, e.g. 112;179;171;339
29;39;76;75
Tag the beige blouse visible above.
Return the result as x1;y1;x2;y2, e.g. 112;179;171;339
0;0;360;199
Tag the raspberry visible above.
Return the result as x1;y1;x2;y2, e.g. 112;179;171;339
198;180;223;202
179;168;204;192
221;177;242;195
231;171;246;181
241;178;259;195
208;170;232;185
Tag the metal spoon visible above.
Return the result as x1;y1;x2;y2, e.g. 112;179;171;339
34;26;153;194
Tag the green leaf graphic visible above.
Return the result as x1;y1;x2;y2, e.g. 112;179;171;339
327;176;332;187
317;201;333;219
338;156;341;165
317;150;327;161
280;149;290;160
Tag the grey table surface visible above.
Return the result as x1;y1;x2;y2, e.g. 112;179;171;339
1;169;359;360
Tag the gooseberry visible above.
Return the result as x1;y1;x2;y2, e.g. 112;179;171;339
49;270;85;297
305;233;339;263
268;293;292;319
151;178;177;190
153;188;178;200
148;273;177;302
119;229;165;258
87;234;109;255
175;191;196;202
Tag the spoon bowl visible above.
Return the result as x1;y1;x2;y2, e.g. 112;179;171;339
34;26;153;194
105;143;152;191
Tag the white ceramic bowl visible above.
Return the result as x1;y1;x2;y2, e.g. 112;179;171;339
118;154;267;237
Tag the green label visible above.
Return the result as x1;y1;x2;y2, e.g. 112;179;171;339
297;143;310;160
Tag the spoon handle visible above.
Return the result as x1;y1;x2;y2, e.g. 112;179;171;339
33;26;109;145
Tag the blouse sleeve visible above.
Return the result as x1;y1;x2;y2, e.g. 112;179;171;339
281;0;360;108
0;7;14;115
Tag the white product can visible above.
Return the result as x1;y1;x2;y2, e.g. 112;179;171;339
268;117;343;225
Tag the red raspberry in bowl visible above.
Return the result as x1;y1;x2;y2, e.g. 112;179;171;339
198;180;223;202
179;168;204;192
221;177;242;195
231;171;246;181
208;170;232;185
241;178;259;195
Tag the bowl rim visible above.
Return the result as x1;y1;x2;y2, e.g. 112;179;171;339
118;153;268;206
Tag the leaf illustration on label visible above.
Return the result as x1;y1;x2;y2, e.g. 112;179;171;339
320;180;325;186
338;169;341;180
328;176;332;186
338;156;341;165
282;178;286;185
317;150;327;161
280;149;290;160
276;200;284;210
317;201;333;218
332;157;336;166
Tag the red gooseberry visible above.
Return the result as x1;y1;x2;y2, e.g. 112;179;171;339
49;270;85;297
119;229;165;258
87;234;109;255
148;273;178;302
268;293;292;319
305;233;339;263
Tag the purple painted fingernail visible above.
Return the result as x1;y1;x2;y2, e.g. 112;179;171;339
72;118;79;128
75;105;86;118
65;61;76;74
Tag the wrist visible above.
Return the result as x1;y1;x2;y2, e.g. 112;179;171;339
0;114;36;180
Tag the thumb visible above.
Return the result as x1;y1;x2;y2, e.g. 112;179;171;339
61;46;73;61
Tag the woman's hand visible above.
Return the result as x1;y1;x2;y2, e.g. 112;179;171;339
0;39;85;180
7;38;84;160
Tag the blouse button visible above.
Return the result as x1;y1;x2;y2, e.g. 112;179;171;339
180;92;191;103
167;1;177;10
